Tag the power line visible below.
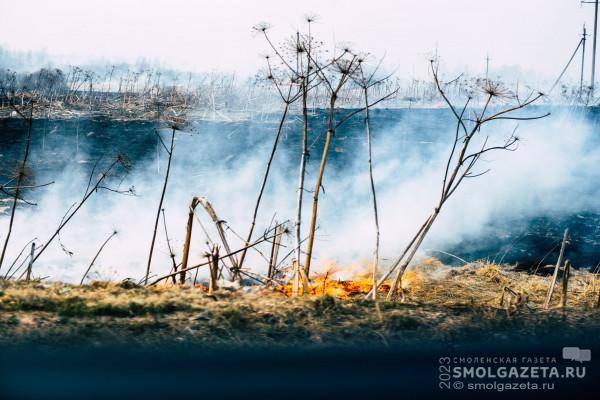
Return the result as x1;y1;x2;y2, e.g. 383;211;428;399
549;37;584;93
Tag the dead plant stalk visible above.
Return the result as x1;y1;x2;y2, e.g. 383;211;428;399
381;61;548;300
0;101;34;270
145;128;176;285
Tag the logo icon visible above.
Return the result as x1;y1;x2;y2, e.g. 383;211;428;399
563;347;591;362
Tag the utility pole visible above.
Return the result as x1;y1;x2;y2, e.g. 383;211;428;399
582;0;599;91
485;53;491;80
581;25;588;94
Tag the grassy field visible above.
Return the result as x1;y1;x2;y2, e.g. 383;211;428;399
1;261;599;349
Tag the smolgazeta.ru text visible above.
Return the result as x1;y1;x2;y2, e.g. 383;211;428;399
452;366;585;379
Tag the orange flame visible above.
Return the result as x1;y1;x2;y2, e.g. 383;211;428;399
278;261;424;299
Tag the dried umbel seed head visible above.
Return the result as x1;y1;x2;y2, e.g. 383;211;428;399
304;13;318;24
480;80;510;99
252;22;272;34
116;154;132;169
125;186;136;196
4;163;34;185
335;59;355;75
162;111;187;131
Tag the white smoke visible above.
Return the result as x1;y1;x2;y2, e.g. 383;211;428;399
0;108;598;283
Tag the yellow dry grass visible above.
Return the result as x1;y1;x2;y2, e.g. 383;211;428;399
279;259;600;309
407;261;600;309
0;260;598;348
1;260;598;313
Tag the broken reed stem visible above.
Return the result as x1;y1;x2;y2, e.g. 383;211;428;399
267;224;282;282
499;286;521;312
80;231;117;285
208;245;219;294
299;265;310;296
322;270;329;296
292;258;299;297
161;208;178;284
25;242;35;282
544;228;569;309
193;262;200;286
150;224;285;286
197;197;239;277
561;260;572;308
499;286;506;308
180;197;200;284
145;128;176;285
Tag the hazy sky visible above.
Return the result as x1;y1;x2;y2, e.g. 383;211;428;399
0;0;595;81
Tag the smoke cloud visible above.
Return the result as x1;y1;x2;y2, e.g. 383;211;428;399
0;107;598;283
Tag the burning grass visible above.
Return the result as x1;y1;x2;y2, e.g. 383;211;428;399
0;260;599;348
280;258;600;309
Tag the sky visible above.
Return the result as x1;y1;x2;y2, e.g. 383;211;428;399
0;0;595;82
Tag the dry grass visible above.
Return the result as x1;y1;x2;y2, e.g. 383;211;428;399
407;259;600;309
0;261;598;348
280;258;600;309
